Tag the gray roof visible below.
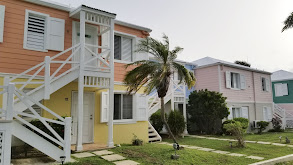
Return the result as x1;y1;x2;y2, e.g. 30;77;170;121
271;70;293;82
191;57;271;74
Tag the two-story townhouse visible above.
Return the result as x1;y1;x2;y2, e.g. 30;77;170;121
271;70;293;128
0;0;152;163
191;57;273;129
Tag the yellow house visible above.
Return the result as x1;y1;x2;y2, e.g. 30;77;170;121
0;0;160;163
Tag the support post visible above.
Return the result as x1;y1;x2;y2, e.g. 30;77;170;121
2;76;9;111
6;83;15;120
76;10;85;151
44;56;51;100
170;80;175;111
107;18;115;148
64;117;72;162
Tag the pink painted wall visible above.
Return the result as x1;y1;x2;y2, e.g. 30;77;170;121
194;64;273;103
194;65;219;92
277;104;293;111
253;72;273;102
220;65;255;102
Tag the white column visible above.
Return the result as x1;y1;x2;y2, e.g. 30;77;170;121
44;56;51;100
107;19;115;148
76;10;85;151
64;117;72;162
171;80;175;111
2;76;9;111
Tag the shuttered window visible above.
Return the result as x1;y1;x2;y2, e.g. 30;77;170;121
114;35;133;62
114;94;133;120
25;12;47;51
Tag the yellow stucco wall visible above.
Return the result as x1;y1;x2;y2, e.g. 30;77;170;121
41;81;148;145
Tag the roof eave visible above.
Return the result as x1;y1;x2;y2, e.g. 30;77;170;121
23;0;72;12
115;20;152;32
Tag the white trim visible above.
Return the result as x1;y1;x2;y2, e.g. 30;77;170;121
218;65;222;92
113;90;137;124
115;20;152;32
226;100;273;104
23;0;72;12
114;31;137;38
23;9;49;52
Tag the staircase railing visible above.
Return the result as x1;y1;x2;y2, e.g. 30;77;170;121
273;103;286;129
0;84;71;162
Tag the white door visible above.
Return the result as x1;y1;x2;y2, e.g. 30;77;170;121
71;92;95;144
74;23;98;67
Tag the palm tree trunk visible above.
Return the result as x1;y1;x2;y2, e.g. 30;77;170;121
160;97;177;143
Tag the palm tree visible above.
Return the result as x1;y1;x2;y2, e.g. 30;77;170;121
282;12;293;32
123;34;196;143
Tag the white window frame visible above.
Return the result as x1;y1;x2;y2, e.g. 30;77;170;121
232;107;241;118
114;31;136;64
113;91;136;124
274;83;288;97
23;10;49;52
230;72;241;90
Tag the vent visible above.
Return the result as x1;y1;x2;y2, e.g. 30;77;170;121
26;13;46;50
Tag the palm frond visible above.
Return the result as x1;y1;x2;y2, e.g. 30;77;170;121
282;12;293;32
172;62;196;89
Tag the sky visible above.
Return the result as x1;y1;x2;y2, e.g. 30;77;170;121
54;0;293;72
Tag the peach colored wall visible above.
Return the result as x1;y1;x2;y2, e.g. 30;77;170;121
253;72;273;102
220;65;255;102
0;0;149;82
0;0;73;74
194;65;219;92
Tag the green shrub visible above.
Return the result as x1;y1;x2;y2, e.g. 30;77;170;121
234;117;249;130
187;89;229;134
257;121;270;134
150;110;164;133
223;121;246;147
167;110;186;137
222;120;235;135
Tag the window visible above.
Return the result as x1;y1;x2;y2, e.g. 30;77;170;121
24;10;65;52
274;83;288;97
174;102;184;115
24;10;48;51
114;35;133;62
114;94;133;120
228;107;249;119
262;77;270;92
231;72;240;89
263;106;272;121
0;5;5;43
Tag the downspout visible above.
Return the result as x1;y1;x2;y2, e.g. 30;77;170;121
252;72;257;120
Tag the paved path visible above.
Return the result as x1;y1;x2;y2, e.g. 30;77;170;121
72;150;140;165
158;142;264;160
187;135;293;147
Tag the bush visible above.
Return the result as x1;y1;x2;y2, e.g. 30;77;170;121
150;110;164;133
223;121;246;147
257;121;270;134
132;134;143;146
271;118;283;132
187;89;229;134
167;110;186;137
222;120;235;135
234;117;249;130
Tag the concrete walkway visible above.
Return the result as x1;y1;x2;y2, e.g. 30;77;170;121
72;150;140;165
187;135;293;147
158;142;265;160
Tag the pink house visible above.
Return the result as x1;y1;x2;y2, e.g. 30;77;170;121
192;57;273;127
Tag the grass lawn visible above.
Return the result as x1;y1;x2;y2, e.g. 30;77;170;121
164;136;293;160
68;143;257;165
207;131;293;144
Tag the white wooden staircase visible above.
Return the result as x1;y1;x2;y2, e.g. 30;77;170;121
148;121;162;143
273;103;293;129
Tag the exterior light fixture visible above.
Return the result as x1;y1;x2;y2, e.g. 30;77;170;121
60;156;66;165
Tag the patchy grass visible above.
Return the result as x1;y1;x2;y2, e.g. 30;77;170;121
111;143;256;165
208;131;293;143
67;156;113;165
67;143;256;165
164;136;293;160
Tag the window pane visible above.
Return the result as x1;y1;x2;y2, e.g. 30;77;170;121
123;94;133;119
121;37;132;62
114;94;121;120
114;35;121;60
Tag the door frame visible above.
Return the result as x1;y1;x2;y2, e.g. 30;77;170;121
71;91;95;144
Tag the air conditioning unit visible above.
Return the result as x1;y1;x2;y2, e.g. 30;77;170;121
252;120;261;128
